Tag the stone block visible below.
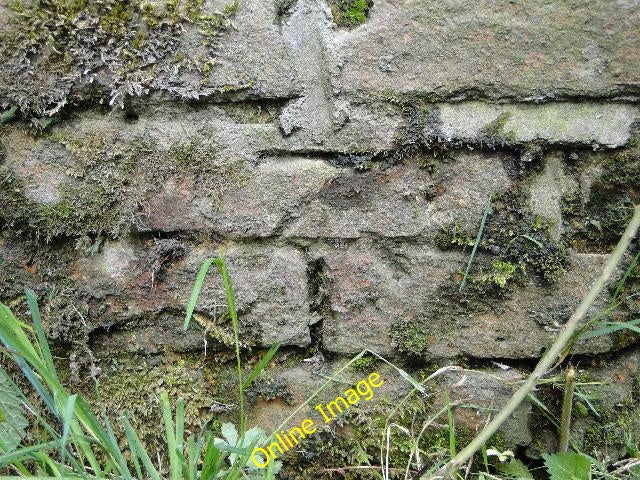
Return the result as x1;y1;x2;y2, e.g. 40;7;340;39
430;102;638;148
318;244;621;359
286;152;510;239
338;0;640;100
71;239;313;348
136;157;338;237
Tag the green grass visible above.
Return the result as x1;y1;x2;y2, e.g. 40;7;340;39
0;256;278;480
1;248;639;479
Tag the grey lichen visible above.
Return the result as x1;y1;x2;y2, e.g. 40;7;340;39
0;0;239;116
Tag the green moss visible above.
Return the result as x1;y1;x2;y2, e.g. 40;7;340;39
166;137;252;209
223;0;239;15
491;260;517;288
563;147;640;250
0;129;253;241
582;404;640;461
276;393;454;479
531;215;544;231
99;1;133;37
434;224;474;250
185;0;205;21
575;402;589;417
390;319;434;356
482;189;569;284
352;355;378;373
480;112;517;144
437;189;569;288
82;354;237;454
329;0;372;28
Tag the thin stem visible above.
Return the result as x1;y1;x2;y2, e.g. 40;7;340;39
218;257;245;434
429;204;640;478
459;202;491;292
559;365;575;453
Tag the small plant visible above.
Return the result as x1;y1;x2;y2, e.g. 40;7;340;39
492;260;517;288
328;0;372;28
352;354;377;372
0;256;280;479
493;452;592;480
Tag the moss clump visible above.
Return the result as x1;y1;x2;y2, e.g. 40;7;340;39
329;0;372;28
438;189;569;290
435;224;474;250
84;354;237;454
390;319;434;356
0;132;135;240
481;190;569;284
166;137;252;208
581;403;640;462
491;260;517;288
277;392;458;479
0;128;252;241
99;1;134;37
352;354;378;373
246;377;293;405
563;148;640;251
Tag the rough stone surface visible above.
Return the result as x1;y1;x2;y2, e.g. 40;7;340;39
528;153;576;241
338;1;640;100
70;240;313;347
136;157;338;236
285;152;510;239
1;0;639;472
431;102;639;147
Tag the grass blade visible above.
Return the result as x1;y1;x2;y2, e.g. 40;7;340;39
0;304;58;417
0;440;60;467
175;398;185;475
123;415;161;480
201;435;221;480
445;389;456;458
103;416;133;480
128;429;143;480
579;319;640;340
528;393;560;430
183;258;216;331
161;391;181;480
460;201;491;292
613;250;640;300
25;289;57;382
242;344;280;389
60;394;77;461
184;256;246;434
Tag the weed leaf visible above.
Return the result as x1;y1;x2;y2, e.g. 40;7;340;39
242;344;280;389
0;369;28;454
496;459;534;479
543;452;591;480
